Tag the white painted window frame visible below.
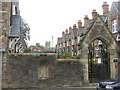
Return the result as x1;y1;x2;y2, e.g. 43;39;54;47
112;19;117;33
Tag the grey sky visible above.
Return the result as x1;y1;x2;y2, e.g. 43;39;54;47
19;0;115;47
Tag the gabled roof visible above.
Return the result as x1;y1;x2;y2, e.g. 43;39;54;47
57;37;63;44
62;34;70;43
112;1;120;12
72;28;78;39
78;15;118;49
87;19;93;26
99;14;108;23
9;15;21;37
78;27;84;36
65;34;69;41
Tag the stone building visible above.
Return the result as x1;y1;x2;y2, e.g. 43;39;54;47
8;2;30;53
56;1;120;82
0;1;30;54
0;1;30;88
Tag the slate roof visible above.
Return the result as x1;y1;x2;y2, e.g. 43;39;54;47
99;15;108;23
62;34;69;43
65;34;69;42
78;27;84;36
87;19;93;26
57;37;63;44
112;1;120;12
72;28;78;39
9;15;21;37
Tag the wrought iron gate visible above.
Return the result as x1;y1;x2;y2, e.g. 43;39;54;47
88;40;110;83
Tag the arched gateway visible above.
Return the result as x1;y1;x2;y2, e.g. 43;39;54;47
78;16;119;83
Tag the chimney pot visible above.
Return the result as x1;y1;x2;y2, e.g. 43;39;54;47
65;29;68;34
84;15;89;19
69;26;72;34
92;9;97;19
102;1;109;15
73;24;77;29
78;20;82;28
84;15;89;26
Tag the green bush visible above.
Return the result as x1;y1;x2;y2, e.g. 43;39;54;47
58;52;79;59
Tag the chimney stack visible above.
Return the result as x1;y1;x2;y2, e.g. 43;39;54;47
69;26;72;34
84;15;89;26
65;29;68;34
73;24;77;29
102;2;109;15
92;9;98;19
78;20;82;28
62;31;64;37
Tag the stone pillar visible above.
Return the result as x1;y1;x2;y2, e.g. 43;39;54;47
84;61;89;82
1;2;12;88
110;49;118;79
80;59;89;83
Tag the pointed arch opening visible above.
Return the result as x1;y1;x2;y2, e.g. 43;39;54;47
88;38;110;83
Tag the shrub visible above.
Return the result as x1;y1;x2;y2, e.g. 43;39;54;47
58;52;79;59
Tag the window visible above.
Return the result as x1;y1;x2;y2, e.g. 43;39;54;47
112;19;117;33
116;34;120;41
38;63;49;80
96;50;100;57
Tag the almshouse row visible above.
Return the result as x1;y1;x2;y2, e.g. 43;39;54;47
56;1;120;58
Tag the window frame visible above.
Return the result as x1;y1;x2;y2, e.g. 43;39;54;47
112;19;117;34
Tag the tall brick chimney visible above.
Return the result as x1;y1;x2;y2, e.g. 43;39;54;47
78;20;82;28
65;29;68;34
69;26;72;34
73;24;77;29
62;31;64;37
92;9;97;19
102;2;109;15
84;15;89;26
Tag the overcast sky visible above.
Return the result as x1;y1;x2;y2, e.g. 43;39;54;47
19;0;116;47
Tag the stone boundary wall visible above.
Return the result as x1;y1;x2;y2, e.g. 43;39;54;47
3;53;86;88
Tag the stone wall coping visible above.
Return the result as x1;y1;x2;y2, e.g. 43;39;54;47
9;53;56;56
57;59;81;61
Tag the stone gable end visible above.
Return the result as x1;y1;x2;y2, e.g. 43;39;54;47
79;15;119;79
80;16;117;58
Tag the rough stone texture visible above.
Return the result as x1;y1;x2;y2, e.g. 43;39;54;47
3;53;85;88
1;2;12;89
79;16;119;79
